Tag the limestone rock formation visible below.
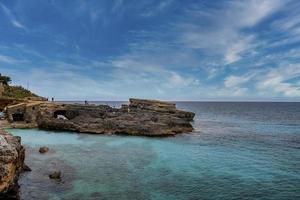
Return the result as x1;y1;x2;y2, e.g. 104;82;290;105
3;98;195;136
37;98;195;136
0;129;25;199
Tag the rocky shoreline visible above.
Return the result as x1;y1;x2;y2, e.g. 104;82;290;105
0;129;25;199
5;98;195;136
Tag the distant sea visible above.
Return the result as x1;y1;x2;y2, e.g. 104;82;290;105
7;102;300;200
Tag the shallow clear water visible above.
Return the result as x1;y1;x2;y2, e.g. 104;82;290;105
6;102;300;200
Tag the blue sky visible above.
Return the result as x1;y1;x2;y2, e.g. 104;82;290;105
0;0;300;101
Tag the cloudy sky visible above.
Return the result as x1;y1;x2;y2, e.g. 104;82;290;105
0;0;300;101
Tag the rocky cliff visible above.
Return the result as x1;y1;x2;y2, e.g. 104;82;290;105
0;129;25;199
37;98;195;136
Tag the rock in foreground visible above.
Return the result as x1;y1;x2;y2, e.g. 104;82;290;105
0;129;25;199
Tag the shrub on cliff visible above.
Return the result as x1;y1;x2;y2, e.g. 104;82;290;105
3;85;38;99
0;74;11;85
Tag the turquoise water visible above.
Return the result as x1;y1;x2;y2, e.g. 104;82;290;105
6;102;300;200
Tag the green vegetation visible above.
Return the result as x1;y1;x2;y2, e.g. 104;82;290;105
0;74;11;85
3;85;38;99
0;73;43;99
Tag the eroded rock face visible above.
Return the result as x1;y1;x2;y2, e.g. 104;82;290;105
0;129;25;199
37;98;195;136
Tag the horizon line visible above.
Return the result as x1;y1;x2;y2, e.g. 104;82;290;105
54;100;300;103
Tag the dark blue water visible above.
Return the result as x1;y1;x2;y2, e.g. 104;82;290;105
7;102;300;200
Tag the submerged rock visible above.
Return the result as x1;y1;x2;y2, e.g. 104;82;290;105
0;129;25;199
39;147;49;154
22;164;31;172
49;171;61;180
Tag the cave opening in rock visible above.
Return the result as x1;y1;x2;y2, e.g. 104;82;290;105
54;110;67;118
12;113;24;121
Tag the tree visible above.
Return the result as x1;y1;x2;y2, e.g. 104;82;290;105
0;74;12;85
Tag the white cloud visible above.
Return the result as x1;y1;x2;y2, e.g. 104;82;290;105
112;0;124;12
222;73;255;97
142;0;174;17
206;67;221;79
232;87;249;97
13;66;115;100
179;0;284;65
271;1;300;36
11;20;25;29
224;36;255;64
168;72;200;88
222;64;300;98
0;54;19;64
228;0;283;28
224;74;252;88
256;64;300;97
274;15;300;34
214;86;249;97
256;1;300;49
0;3;26;29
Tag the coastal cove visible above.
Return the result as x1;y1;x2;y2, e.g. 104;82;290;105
2;1;300;199
5;102;300;200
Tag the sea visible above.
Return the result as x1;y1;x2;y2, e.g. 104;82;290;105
6;102;300;200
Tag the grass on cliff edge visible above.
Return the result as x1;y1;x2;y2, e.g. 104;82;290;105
3;85;38;99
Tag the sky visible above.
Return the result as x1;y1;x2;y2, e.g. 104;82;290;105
0;0;300;101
